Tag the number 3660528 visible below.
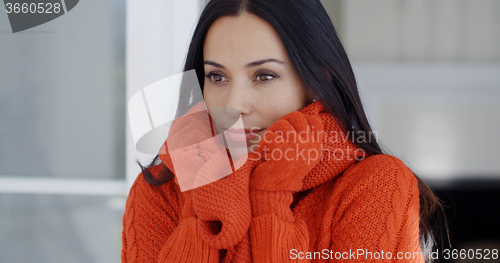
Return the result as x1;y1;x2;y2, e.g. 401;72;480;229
5;3;62;14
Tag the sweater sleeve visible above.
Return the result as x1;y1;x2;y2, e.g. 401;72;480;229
326;154;424;262
249;190;311;262
121;165;219;263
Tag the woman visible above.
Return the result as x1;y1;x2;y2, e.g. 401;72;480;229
121;0;445;262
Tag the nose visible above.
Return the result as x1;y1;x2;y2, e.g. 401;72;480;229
224;80;252;119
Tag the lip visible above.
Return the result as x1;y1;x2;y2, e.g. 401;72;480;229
224;128;264;142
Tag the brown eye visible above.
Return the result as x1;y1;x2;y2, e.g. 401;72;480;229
257;74;272;81
205;73;227;84
212;75;223;82
255;71;279;82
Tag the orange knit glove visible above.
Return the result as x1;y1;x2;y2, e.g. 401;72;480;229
191;151;254;250
164;109;213;190
181;134;254;250
162;103;260;250
249;111;324;221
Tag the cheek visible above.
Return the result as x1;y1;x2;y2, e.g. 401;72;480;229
204;84;230;108
256;85;309;129
203;85;217;107
268;82;308;114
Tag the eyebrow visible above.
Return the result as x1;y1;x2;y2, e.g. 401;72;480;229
203;58;285;69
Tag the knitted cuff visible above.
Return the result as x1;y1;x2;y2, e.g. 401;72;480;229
249;214;310;262
196;211;252;250
250;189;295;222
159;216;220;262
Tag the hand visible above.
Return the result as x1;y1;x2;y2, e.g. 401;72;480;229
161;105;215;190
251;111;325;192
160;102;262;249
192;136;265;249
166;108;213;151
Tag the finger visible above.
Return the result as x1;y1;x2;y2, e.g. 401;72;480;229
304;115;324;133
170;146;206;192
280;112;308;132
265;117;294;134
197;136;226;157
168;121;212;149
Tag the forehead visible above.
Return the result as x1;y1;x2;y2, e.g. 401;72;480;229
203;12;288;65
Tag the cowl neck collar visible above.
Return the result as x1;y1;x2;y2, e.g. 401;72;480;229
294;100;366;191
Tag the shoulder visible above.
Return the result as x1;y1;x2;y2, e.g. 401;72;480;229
129;164;178;196
332;154;419;201
344;154;416;185
325;155;423;254
122;165;184;262
125;164;183;220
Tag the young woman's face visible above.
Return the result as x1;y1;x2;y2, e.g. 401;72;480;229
203;12;313;153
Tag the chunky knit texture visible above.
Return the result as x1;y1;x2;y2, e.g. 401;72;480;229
121;101;424;262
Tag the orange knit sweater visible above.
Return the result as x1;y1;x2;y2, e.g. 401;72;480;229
121;101;424;262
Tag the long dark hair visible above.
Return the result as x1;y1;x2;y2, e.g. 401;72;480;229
137;0;449;260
